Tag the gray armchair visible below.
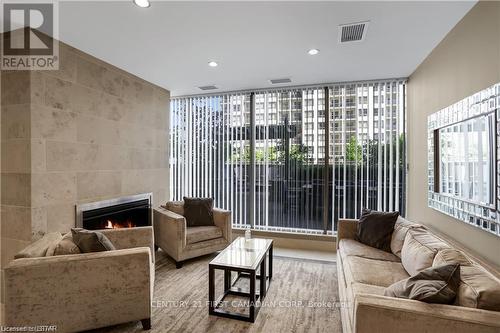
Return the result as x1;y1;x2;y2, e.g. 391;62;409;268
153;201;232;268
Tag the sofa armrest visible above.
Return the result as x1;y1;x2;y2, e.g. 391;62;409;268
153;207;186;261
337;219;358;249
4;248;152;332
99;226;155;262
354;293;500;333
213;208;232;241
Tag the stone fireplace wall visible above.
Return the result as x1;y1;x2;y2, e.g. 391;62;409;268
1;41;170;275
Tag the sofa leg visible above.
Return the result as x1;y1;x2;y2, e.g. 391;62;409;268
141;318;151;330
154;245;159;252
175;261;183;269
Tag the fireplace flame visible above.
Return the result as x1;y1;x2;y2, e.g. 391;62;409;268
105;219;135;229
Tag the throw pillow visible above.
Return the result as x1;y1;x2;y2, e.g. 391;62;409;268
53;232;82;256
357;208;399;252
183;197;215;227
384;263;460;304
71;228;116;253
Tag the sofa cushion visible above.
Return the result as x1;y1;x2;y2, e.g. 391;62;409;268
357;209;399;252
401;228;449;276
164;201;184;216
183;197;215;227
339;239;400;263
344;255;410;287
390;216;424;258
455;264;500;311
14;232;62;259
384;263;460;304
53;232;82;256
71;228;116;253
186;226;223;245
433;248;472;267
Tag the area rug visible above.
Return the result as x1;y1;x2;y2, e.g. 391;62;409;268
89;250;341;333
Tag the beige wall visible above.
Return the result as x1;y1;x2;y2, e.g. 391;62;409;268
1;40;170;274
407;1;500;266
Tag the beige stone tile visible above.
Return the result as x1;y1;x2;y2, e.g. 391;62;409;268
154;129;168;150
0;206;31;241
76;171;122;201
72;84;102;118
154;148;169;169
122;101;155;127
46;141;82;171
1;173;30;206
46;203;74;234
153;188;168;207
30;71;45;106
1;140;30;173
31;207;47;240
127;148;155;170
121;170;153;195
102;68;124;98
1;104;30;140
121;75;153;105
46;141;127;172
119;122;155;148
151;168;169;189
31;139;46;173
76;57;122;97
76;115;120;145
1;237;30;268
31;105;77;141
31;172;77;207
44;75;74;110
41;45;77;83
99;93;129;121
1;72;30;106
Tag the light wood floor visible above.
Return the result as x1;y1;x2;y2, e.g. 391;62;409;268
89;249;341;333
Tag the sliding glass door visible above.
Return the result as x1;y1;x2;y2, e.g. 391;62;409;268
170;79;406;234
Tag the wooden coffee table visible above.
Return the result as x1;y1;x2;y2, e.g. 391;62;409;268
208;237;273;322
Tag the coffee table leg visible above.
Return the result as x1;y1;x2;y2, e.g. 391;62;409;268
224;269;231;292
260;253;267;299
269;243;273;280
209;265;215;315
249;270;256;323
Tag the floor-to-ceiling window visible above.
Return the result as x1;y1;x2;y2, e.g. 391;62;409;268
170;79;406;234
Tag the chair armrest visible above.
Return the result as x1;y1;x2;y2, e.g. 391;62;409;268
98;226;155;262
4;248;152;332
153;207;186;260
213;208;232;241
354;293;500;333
337;219;358;249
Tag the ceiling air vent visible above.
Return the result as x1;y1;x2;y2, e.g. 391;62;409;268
270;78;292;85
198;85;218;91
339;21;369;43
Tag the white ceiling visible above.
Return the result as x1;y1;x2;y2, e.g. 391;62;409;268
40;1;477;95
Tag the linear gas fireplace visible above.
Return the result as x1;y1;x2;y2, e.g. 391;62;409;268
76;193;152;230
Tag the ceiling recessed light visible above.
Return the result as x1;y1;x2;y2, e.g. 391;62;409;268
308;48;319;55
133;0;150;8
208;61;218;67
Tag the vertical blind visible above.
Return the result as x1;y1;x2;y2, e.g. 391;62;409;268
170;79;406;234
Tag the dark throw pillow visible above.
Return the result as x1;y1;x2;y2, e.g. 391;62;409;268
71;228;116;253
357;208;399;252
183;197;215;227
384;263;460;304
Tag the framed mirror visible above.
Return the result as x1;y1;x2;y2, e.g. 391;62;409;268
428;82;500;236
